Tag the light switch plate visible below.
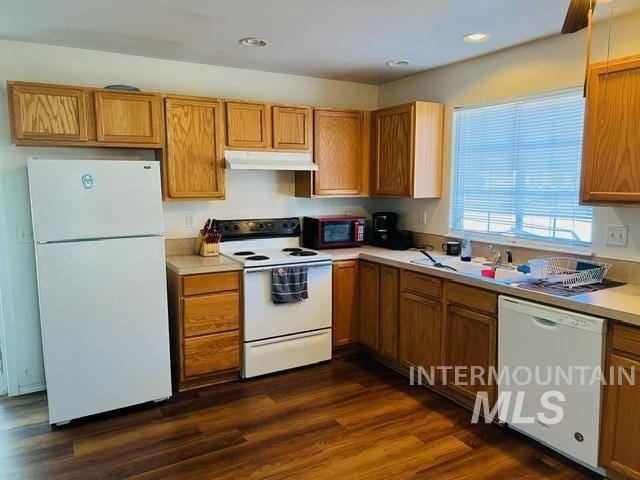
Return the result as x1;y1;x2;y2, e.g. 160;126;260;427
605;224;628;247
185;213;195;229
419;210;428;225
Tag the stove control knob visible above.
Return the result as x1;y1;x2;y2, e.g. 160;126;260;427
259;223;265;230
222;224;229;231
289;222;296;228
233;224;240;231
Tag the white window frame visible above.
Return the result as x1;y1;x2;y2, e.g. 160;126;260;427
448;87;594;255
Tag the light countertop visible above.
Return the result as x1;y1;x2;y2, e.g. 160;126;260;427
324;246;640;328
166;246;640;328
166;254;242;275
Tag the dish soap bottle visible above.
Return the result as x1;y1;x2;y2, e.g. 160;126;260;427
461;232;472;262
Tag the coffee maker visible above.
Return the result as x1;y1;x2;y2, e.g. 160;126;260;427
371;212;398;247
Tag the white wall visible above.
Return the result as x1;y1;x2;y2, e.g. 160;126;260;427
0;39;378;394
377;9;640;261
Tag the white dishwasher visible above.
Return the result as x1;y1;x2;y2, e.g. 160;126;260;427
498;296;606;472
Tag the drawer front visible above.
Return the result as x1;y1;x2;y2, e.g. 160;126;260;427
612;323;640;358
401;270;442;299
184;331;239;378
183;292;240;337
183;272;239;296
446;282;497;315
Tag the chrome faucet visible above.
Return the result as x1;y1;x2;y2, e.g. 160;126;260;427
488;245;514;269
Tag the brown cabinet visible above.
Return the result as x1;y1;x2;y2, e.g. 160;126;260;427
167;269;241;392
295;109;370;197
398;291;441;370
272;106;311;151
600;324;640;478
163;96;225;200
358;261;380;350
441;305;497;407
372;101;444;198
7;81;163;148
8;82;89;144
379;265;399;360
581;54;640;204
332;260;359;347
94;91;162;146
225;101;271;149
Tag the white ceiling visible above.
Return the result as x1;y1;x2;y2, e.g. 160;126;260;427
1;0;638;84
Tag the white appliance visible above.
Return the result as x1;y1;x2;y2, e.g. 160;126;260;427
218;218;332;378
224;150;318;171
498;296;606;472
28;158;172;426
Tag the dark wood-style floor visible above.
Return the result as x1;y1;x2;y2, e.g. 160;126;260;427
0;355;600;480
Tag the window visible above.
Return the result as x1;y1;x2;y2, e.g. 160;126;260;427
450;89;593;247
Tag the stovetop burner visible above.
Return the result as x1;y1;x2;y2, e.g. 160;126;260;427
289;250;318;257
282;248;303;252
234;251;255;256
246;255;270;261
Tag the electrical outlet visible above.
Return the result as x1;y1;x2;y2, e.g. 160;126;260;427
16;226;33;244
185;213;195;229
606;224;628;247
419;210;428;225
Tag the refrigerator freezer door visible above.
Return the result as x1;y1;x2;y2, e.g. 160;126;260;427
28;158;164;242
34;236;171;424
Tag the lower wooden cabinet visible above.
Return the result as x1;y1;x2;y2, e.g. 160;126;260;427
167;269;241;392
398;291;441;370
600;324;640;478
441;305;497;407
358;261;380;350
332;260;359;347
379;265;399;360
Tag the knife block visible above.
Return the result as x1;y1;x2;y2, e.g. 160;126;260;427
199;241;220;257
195;234;220;257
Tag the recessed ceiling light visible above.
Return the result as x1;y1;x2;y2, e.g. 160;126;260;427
239;37;268;47
385;59;411;67
463;33;491;43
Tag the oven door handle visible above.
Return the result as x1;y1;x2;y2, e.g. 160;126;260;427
244;260;332;273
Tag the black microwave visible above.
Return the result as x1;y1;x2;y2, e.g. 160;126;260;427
302;216;365;249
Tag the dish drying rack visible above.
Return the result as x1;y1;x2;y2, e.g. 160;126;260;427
545;257;611;288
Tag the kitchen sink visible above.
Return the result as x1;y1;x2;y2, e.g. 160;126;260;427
410;257;526;282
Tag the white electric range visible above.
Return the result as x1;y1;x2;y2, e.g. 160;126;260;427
219;218;333;378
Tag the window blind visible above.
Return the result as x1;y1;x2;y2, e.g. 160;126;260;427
450;89;593;246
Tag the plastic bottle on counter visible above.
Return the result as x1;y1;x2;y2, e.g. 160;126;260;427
460;232;472;262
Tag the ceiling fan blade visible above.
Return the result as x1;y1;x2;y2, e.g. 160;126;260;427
562;0;595;34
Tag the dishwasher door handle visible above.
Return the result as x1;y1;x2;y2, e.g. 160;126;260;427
532;317;558;329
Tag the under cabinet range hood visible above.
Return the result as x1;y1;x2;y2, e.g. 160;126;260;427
224;150;318;171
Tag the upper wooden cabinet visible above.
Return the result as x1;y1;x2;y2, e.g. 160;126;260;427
272;106;311;151
372;101;444;198
163;96;225;200
295;109;370;197
225;101;271;149
8;82;89;144
224;101;313;152
7;81;163;148
581;54;640;204
94;91;162;146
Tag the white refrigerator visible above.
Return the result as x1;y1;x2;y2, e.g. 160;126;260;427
28;158;172;426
